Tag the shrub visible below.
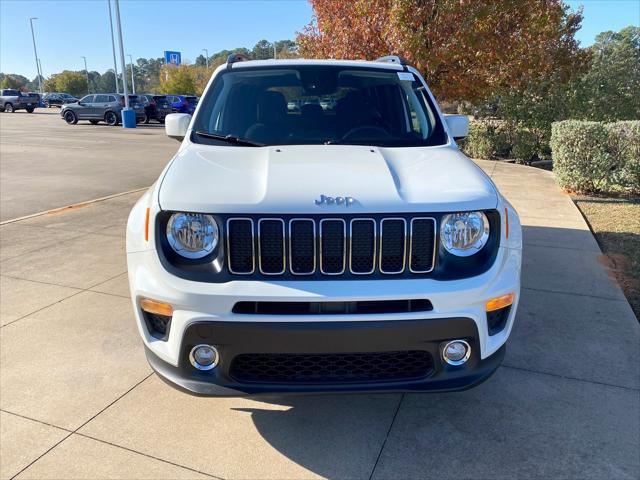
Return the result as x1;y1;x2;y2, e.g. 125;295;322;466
611;121;640;192
511;128;540;164
462;121;494;159
461;119;510;159
551;120;640;194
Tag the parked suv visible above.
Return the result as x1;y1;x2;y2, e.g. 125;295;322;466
166;94;198;114
127;56;522;396
43;92;78;108
60;94;145;125
0;89;39;113
138;94;172;123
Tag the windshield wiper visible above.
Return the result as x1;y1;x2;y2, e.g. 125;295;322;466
194;131;264;147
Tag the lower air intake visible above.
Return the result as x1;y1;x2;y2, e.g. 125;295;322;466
229;350;434;384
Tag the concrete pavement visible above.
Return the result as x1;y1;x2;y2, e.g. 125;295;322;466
0;160;638;479
0;110;176;221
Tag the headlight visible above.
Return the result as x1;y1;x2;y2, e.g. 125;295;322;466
440;211;489;257
166;213;219;259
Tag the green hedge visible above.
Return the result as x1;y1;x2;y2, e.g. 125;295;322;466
461;120;541;164
551;120;640;194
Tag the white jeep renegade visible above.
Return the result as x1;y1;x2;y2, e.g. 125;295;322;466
126;54;522;396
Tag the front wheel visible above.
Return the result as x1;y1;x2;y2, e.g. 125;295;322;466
105;111;118;126
64;110;78;125
4;103;14;113
26;106;35;113
44;101;50;108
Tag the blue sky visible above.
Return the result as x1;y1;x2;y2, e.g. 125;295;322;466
1;0;638;80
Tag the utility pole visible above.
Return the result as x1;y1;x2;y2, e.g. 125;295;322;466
202;48;209;68
114;0;133;127
127;54;136;94
107;0;120;93
81;56;89;93
29;18;42;94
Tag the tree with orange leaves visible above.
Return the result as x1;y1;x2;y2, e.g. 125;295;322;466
298;0;587;102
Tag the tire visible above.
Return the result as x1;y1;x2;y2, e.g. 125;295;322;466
44;101;50;108
64;110;78;125
4;103;14;113
158;117;165;124
89;120;99;125
143;113;149;124
105;111;118;126
26;106;35;113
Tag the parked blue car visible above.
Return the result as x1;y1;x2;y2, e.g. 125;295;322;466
166;94;198;114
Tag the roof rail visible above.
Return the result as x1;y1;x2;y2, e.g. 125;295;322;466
226;53;249;68
375;55;409;66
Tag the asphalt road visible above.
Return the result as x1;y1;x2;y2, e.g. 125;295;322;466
0;109;177;222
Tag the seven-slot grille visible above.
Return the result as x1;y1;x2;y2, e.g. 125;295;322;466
227;216;436;277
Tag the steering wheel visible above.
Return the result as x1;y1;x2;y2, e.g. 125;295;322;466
341;125;391;140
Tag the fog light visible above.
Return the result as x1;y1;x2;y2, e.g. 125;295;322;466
189;344;219;371
442;340;471;366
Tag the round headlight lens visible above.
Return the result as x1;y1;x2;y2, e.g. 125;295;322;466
166;213;218;259
440;211;489;256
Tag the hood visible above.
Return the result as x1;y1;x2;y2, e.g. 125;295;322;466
158;144;498;214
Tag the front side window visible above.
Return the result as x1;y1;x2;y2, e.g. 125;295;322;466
79;95;94;103
192;65;446;147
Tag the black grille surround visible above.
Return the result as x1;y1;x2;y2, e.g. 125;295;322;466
156;210;501;282
229;350;434;384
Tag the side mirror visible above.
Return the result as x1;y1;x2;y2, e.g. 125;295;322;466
165;113;191;141
445;114;469;141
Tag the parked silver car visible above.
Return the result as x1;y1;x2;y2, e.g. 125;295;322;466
60;94;145;126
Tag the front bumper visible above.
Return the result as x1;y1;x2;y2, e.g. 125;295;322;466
128;240;520;396
146;318;506;396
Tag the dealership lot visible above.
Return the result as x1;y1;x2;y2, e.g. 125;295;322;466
1;115;638;479
0;110;175;221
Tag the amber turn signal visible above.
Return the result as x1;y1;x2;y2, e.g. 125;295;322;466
486;293;514;312
504;207;509;239
140;298;173;316
144;207;150;242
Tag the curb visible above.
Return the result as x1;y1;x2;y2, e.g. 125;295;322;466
0;187;148;226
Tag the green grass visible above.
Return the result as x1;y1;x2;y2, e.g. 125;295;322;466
573;196;640;320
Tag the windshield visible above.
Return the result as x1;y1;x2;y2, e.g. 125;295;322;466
192;65;447;147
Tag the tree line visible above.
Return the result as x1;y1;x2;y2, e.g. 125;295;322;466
0;39;298;97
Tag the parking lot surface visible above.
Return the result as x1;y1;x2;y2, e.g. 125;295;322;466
0;110;176;221
0;122;638;479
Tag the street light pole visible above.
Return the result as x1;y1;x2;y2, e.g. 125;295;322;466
113;0;133;128
127;54;136;94
37;58;43;86
107;0;120;93
202;48;209;68
81;56;89;93
29;17;42;94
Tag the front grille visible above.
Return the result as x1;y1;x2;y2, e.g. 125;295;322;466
229;350;434;384
226;216;436;277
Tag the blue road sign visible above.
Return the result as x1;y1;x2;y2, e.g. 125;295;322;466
164;51;182;65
